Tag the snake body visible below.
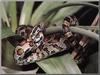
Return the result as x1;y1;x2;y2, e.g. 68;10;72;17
14;16;80;66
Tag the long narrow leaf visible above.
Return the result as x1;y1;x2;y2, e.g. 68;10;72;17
50;6;83;25
0;2;10;27
45;26;99;41
19;1;34;25
30;2;66;26
43;10;59;27
7;2;17;32
2;39;21;70
45;2;98;19
65;0;99;2
37;54;81;74
2;27;14;39
1;66;38;74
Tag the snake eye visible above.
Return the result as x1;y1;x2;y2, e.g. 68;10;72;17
16;47;24;55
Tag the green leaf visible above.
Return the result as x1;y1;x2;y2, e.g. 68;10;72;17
37;54;81;74
2;66;38;74
50;6;83;24
44;2;98;26
2;26;15;39
66;0;99;2
19;1;34;25
2;39;21;70
30;2;66;26
43;10;59;27
0;2;10;27
7;1;17;32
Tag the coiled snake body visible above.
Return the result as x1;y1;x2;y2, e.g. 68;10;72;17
14;16;80;66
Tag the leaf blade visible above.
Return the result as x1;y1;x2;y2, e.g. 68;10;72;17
7;1;17;32
19;1;34;25
37;54;81;74
30;2;66;26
